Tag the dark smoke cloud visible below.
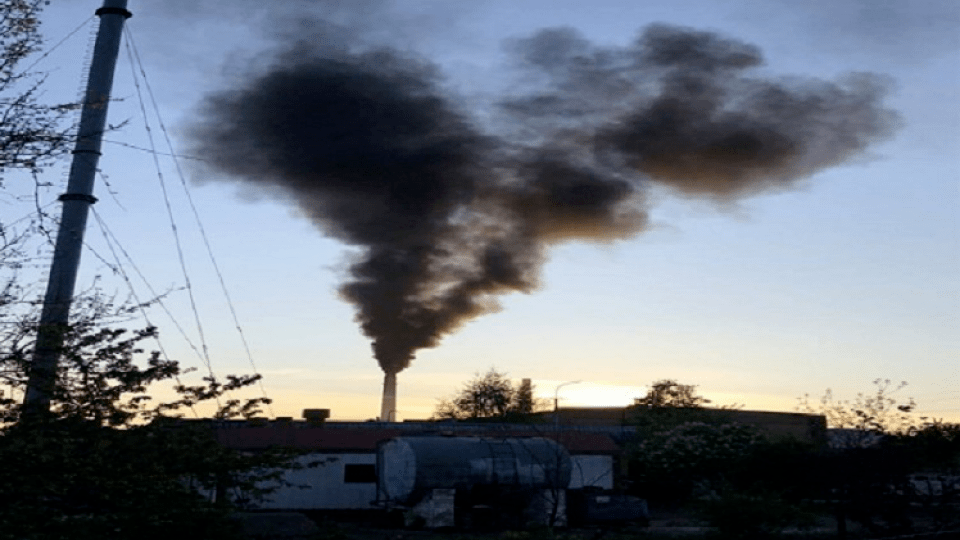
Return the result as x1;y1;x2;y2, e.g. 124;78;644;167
189;23;898;375
504;24;898;200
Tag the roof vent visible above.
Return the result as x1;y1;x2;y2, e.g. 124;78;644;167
303;409;330;425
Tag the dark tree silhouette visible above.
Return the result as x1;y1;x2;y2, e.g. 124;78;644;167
513;377;537;415
634;378;711;409
433;368;547;420
0;301;300;540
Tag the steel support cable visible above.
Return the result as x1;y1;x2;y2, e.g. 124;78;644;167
100;139;205;162
87;210;222;414
125;28;275;416
31;207;125;286
120;32;222;395
91;207;203;417
0;201;56;230
19;16;95;76
88;207;207;366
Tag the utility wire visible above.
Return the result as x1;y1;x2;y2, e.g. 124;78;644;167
20;16;95;75
90;208;201;418
0;201;56;230
125;28;275;416
19;208;120;289
121;30;223;398
95;169;127;211
101;139;206;162
89;208;214;385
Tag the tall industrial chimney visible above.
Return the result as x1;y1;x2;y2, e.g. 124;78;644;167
380;371;397;422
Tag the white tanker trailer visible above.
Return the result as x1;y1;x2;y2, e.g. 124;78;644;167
376;436;573;527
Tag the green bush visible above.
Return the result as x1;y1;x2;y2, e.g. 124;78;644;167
629;421;764;503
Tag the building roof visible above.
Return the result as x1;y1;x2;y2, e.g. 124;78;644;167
212;406;826;452
530;406;827;445
214;423;621;455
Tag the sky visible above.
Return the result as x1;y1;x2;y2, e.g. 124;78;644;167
9;0;958;422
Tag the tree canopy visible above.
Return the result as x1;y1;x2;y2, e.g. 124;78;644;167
432;368;546;420
627;378;960;537
633;378;711;409
0;303;299;540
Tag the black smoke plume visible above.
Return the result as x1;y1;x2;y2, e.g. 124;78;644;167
189;24;898;375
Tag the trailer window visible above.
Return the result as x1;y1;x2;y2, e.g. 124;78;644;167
343;464;376;483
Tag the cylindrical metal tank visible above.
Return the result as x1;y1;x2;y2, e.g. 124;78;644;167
377;436;572;504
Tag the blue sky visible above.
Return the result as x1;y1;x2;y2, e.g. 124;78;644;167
13;0;959;421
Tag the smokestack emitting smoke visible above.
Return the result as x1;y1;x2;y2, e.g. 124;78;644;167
189;22;898;408
380;371;397;422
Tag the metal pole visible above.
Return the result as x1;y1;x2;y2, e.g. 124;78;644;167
553;380;581;430
22;0;132;415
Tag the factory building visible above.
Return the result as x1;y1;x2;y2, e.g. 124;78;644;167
213;406;823;526
215;419;621;521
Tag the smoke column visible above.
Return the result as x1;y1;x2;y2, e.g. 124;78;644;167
380;371;397;422
189;23;898;381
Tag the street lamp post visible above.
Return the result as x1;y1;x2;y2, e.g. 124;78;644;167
553;380;582;430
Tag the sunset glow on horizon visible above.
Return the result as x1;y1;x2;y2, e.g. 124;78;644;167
12;0;957;427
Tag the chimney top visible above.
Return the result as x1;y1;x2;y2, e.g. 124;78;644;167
303;409;330;425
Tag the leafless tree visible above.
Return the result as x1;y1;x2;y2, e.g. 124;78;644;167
1;0;80;406
0;0;75;180
797;378;918;448
1;0;76;310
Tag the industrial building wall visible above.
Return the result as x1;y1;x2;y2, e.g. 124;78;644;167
257;453;378;510
253;452;615;510
570;455;614;490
